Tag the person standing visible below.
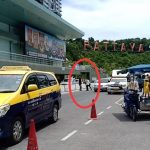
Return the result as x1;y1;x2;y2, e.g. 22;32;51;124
137;75;144;92
148;77;150;98
144;79;149;98
79;77;82;91
127;73;131;89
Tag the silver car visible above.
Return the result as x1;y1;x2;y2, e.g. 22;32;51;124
94;78;110;92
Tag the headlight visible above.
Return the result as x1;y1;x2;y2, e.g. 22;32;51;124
0;104;10;118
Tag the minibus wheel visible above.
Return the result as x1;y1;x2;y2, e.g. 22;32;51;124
51;104;58;123
10;117;24;144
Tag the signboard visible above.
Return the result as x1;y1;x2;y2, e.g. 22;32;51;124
84;40;144;52
25;25;66;61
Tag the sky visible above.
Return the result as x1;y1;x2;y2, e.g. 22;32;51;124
62;0;150;41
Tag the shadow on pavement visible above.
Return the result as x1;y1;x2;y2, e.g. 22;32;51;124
136;113;150;121
0;140;8;150
0;119;57;149
112;113;131;122
113;112;150;122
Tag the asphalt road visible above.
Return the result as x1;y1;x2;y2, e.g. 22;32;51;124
1;90;150;150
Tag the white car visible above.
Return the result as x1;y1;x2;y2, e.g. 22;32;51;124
60;78;77;85
94;78;110;92
107;78;127;94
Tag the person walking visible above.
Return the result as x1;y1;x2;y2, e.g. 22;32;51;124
85;79;89;91
79;77;82;91
85;79;92;91
88;80;92;90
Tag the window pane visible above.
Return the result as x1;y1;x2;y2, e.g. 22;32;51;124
26;75;37;86
37;75;49;88
47;74;57;86
0;74;23;92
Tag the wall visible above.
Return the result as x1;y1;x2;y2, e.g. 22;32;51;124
0;38;10;52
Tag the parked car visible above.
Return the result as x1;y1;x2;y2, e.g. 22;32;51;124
60;78;78;85
60;78;70;85
94;78;110;92
0;66;61;144
90;80;96;89
107;77;127;94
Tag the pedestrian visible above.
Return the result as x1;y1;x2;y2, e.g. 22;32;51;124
145;74;149;80
148;77;150;98
85;79;89;91
137;75;144;92
88;80;92;90
144;79;149;98
79;77;82;91
85;79;92;91
127;74;131;89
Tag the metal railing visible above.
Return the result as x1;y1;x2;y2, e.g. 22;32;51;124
0;51;58;66
0;51;94;69
60;84;86;92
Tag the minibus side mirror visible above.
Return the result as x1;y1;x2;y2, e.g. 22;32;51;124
28;84;38;92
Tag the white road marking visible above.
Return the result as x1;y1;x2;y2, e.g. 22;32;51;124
115;97;123;106
61;130;78;141
84;120;93;125
98;111;104;116
106;106;112;110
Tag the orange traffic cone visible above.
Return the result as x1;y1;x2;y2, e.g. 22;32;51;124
90;99;97;120
27;119;38;150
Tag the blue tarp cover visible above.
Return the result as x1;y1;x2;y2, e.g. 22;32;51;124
117;64;150;74
128;64;150;73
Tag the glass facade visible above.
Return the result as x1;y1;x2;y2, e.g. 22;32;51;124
35;0;62;16
0;0;84;73
0;20;63;67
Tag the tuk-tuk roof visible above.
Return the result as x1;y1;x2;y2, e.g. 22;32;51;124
118;64;150;74
128;64;150;73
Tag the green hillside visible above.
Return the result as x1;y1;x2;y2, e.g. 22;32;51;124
66;38;150;75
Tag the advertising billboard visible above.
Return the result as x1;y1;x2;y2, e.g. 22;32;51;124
25;25;66;61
